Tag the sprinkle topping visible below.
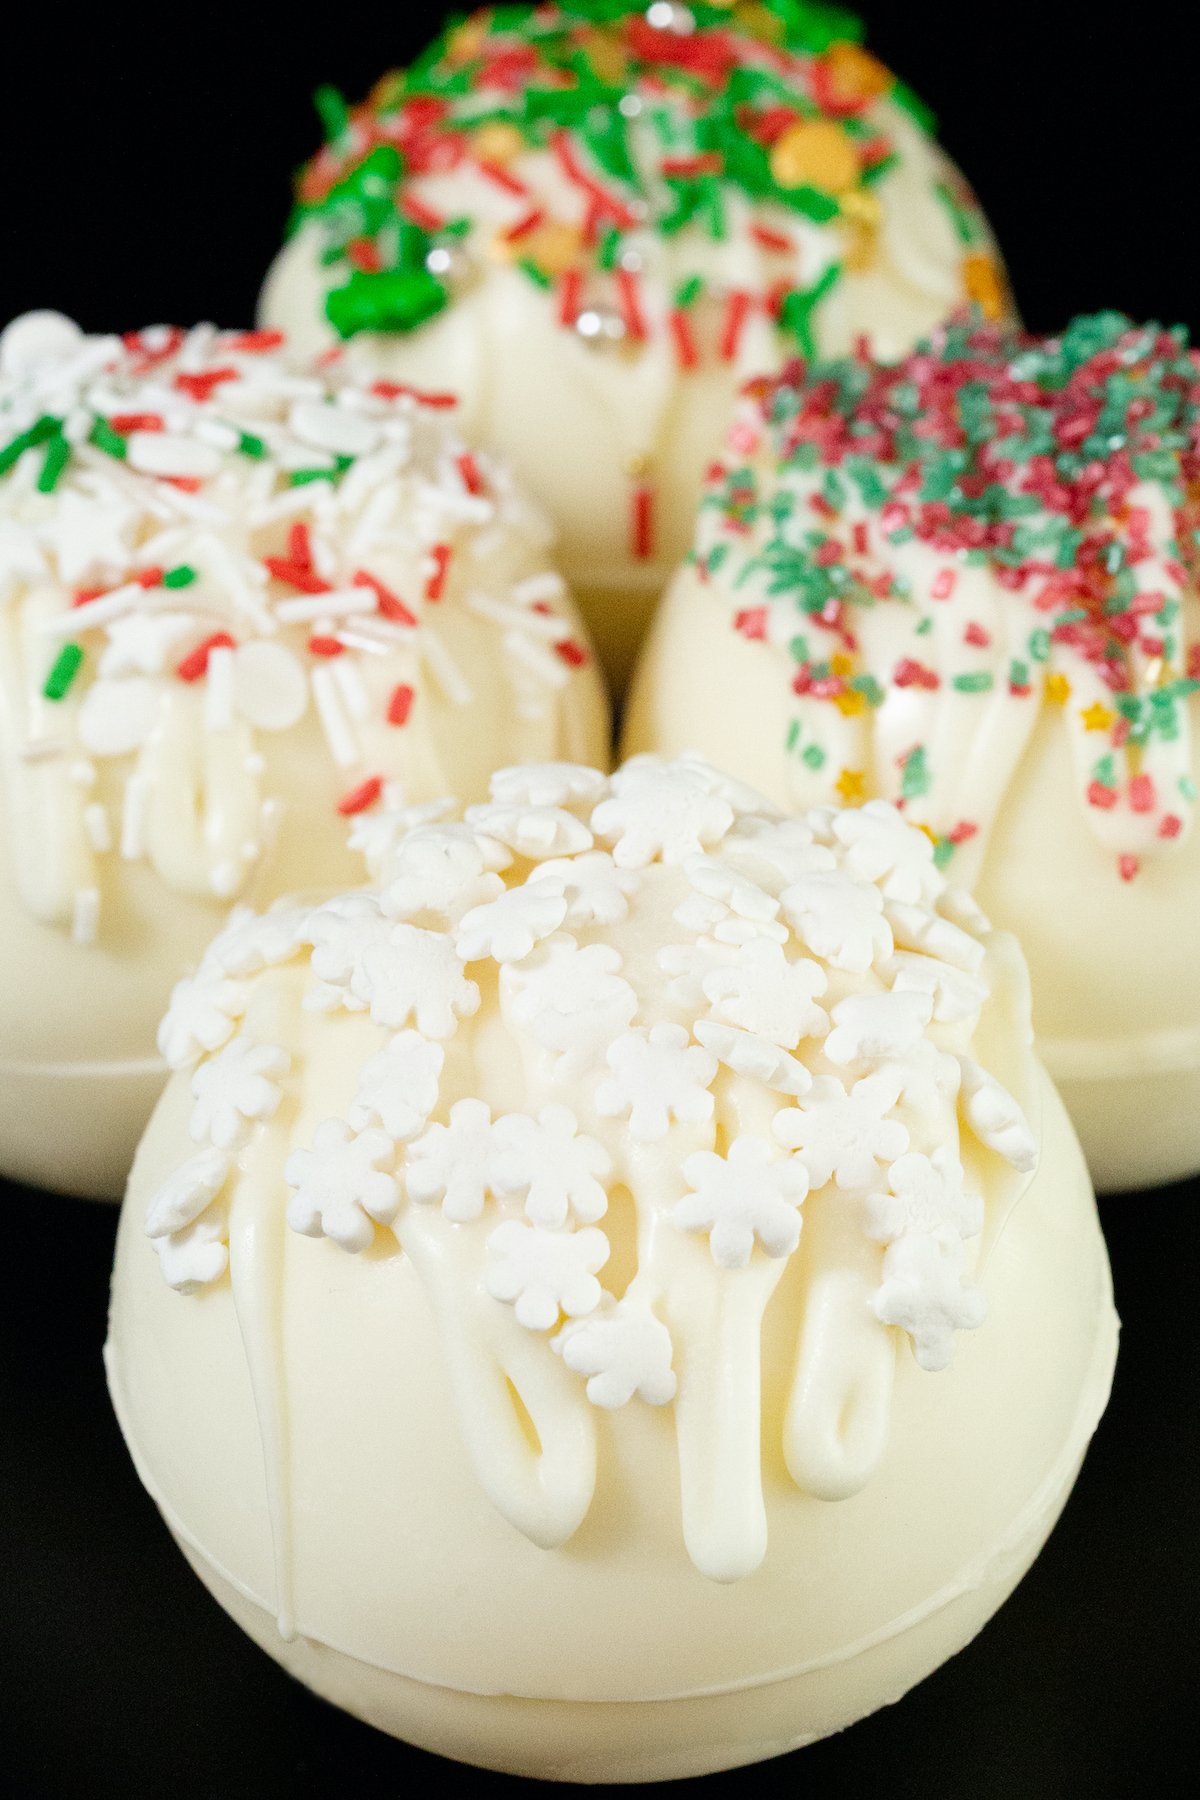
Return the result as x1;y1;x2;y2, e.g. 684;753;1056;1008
699;312;1200;870
0;314;591;940
291;2;998;367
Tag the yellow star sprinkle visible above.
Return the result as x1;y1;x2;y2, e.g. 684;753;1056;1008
833;688;868;717
835;767;867;804
1081;701;1115;732
1045;672;1071;705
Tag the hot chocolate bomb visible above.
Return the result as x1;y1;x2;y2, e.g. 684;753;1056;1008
627;313;1200;1189
107;756;1116;1779
0;313;606;1197
260;1;1007;684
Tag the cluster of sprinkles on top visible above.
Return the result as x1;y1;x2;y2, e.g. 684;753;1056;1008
699;311;1200;878
0;314;589;944
149;756;1037;1409
293;1;999;362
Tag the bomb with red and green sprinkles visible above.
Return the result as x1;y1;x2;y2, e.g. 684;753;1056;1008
625;310;1200;1191
260;1;1007;687
0;310;607;1200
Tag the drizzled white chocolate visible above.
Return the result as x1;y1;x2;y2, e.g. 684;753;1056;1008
0;313;602;949
147;755;1038;1587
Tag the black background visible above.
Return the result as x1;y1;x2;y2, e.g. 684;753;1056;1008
2;4;1199;1797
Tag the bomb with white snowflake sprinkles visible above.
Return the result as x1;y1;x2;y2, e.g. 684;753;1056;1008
625;311;1200;1190
0;312;606;1198
106;753;1116;1780
259;2;1007;686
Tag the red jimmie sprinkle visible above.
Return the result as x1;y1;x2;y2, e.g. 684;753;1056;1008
504;206;545;243
337;775;385;817
670;309;699;370
1118;853;1140;882
1160;813;1183;838
177;632;236;682
369;378;457;409
108;413;163;434
750;223;794;254
632;482;656;562
931;568;958;600
400;192;447;233
1087;781;1118;810
456;451;485;497
353;568;417;626
661;153;723;178
174;367;237;402
347;237;383;273
476;157;530;197
226;329;285;354
559;269;584;329
615;266;649;342
720;291;754;363
135;567;164;589
963;621;990;647
425;543;452;601
387;683;416;725
308;635;344;657
554;639;588;668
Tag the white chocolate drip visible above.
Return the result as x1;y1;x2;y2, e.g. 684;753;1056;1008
147;759;1041;1590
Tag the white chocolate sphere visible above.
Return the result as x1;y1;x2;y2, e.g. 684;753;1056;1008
259;4;1008;687
626;314;1200;1190
107;754;1115;1780
0;314;607;1197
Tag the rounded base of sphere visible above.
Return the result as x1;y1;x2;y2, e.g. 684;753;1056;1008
107;1070;1116;1778
0;1053;164;1199
173;1457;1080;1783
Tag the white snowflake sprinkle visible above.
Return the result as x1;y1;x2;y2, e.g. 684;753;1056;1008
865;1148;983;1245
201;904;307;977
504;939;638;1077
958;1058;1038;1171
488;762;608;810
874;1233;986;1372
595;1024;717;1143
348;1030;443;1140
466;801;594;860
701;938;828;1049
406;1098;509;1222
823;989;935;1068
348;799;456;879
150;1205;232;1295
189;1037;290;1150
357;924;480;1037
286;1120;401;1252
886;952;990;1026
591;757;733;867
693;1020;813;1096
554;1302;677;1407
675;1137;809;1267
145;1144;231;1245
491;1105;611;1227
455;882;567;963
157;971;248;1069
485;1220;609;1331
885;899;985;973
780;869;892;972
773;1071;908;1190
832;802;945;904
304;894;391;1011
527;850;640;927
378;825;505;925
